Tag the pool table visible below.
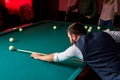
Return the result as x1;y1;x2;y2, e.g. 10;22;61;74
0;21;86;80
0;20;116;80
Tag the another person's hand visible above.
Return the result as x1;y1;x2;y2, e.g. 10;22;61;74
86;16;91;19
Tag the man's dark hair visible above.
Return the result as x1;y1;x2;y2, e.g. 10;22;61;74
67;22;87;35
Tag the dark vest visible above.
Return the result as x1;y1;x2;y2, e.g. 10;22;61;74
75;31;120;80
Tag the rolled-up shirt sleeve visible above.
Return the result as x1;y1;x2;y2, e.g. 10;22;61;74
54;44;83;62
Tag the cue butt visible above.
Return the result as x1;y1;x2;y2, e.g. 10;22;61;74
65;0;70;21
70;58;84;62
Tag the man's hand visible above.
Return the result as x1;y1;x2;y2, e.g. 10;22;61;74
86;16;91;19
30;53;55;62
31;53;43;59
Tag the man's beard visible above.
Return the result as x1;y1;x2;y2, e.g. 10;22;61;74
71;39;76;45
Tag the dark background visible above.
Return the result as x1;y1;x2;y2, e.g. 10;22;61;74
0;0;120;31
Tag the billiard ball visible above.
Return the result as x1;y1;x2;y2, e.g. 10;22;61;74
9;45;15;51
97;26;101;30
84;26;88;29
88;29;91;32
106;29;110;31
89;26;92;29
9;37;14;42
19;28;23;32
53;26;57;29
13;27;17;30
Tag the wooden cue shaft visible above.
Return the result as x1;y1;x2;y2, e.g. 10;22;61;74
70;58;84;62
16;49;46;55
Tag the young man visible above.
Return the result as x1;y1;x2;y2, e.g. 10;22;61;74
68;0;98;25
31;22;120;80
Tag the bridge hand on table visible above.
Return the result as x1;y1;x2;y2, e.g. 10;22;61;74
31;53;44;59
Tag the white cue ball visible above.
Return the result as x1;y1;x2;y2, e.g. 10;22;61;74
9;46;14;51
97;26;101;30
53;26;57;29
84;26;88;29
9;37;14;42
19;28;23;32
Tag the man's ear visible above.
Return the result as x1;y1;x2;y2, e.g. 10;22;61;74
71;34;78;41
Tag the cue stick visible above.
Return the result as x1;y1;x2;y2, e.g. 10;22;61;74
16;49;84;62
16;49;46;55
65;0;70;22
70;58;84;62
